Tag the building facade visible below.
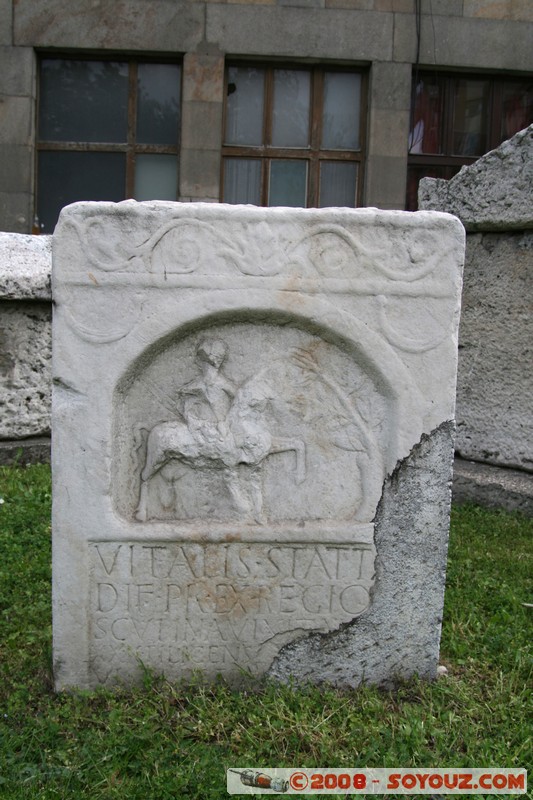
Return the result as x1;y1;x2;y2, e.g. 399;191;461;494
1;0;532;233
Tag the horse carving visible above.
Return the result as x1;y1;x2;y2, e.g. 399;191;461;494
135;338;306;523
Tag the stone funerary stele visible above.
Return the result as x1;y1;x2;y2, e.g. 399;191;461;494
52;201;464;689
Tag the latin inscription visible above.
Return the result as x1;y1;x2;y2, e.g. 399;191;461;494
89;541;375;684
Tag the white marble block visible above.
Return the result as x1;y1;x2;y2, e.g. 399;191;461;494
52;201;464;689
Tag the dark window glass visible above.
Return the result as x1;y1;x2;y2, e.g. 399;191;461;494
136;63;181;146
39;60;128;143
37;152;126;233
452;79;490;156
501;81;533;141
37;57;181;233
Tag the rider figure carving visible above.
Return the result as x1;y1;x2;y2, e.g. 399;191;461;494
178;338;236;459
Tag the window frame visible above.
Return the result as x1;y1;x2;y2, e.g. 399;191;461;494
35;53;182;225
407;69;533;209
221;62;367;208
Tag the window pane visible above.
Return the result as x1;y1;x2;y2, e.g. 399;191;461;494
137;63;181;145
225;67;264;146
272;69;311;147
224;158;262;204
319;162;357;207
134;155;178;201
453;79;490;156
409;76;444;154
37;151;126;233
39;59;128;143
322;72;361;150
268;160;307;207
501;81;533;142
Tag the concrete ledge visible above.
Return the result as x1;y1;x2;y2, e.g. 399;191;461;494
452;457;533;517
0;436;51;466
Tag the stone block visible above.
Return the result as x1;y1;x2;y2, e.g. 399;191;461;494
421;0;463;15
278;0;325;8
325;0;373;8
369;61;411;111
0;0;12;45
463;0;533;21
0;144;32;194
14;0;204;52
453;457;533;516
0;192;34;233
206;5;393;60
419;126;533;232
181;101;224;151
0;46;35;96
374;0;414;10
0;232;52;300
454;232;533;472
367;109;411;158
393;11;533;70
0;300;51;439
179;148;222;199
364;154;408;209
52;200;464;689
0;95;33;145
183;52;225;104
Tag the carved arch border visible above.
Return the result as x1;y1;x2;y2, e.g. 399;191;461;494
115;296;427;524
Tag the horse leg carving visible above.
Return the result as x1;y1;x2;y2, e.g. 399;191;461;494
136;478;149;522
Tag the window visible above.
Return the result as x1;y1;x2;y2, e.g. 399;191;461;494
407;72;533;210
36;57;181;233
222;64;365;208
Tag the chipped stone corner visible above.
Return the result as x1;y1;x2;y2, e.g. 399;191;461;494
266;420;455;689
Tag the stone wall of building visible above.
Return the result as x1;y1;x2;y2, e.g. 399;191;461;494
419;125;533;474
1;0;533;232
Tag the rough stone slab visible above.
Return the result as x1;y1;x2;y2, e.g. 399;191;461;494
0;301;52;438
52;201;464;689
0;436;51;466
268;422;455;687
419;126;533;232
455;232;533;472
452;458;533;517
0;233;52;300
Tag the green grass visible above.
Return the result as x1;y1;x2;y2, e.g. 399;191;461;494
0;464;531;799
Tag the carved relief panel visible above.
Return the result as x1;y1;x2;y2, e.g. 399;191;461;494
52;202;464;689
114;320;389;526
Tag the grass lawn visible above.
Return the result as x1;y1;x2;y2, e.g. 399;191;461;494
0;464;531;799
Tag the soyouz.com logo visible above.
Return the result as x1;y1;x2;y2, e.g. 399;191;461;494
226;768;527;794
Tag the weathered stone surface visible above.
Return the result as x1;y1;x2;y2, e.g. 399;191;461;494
393;12;533;70
0;301;51;438
206;5;394;60
14;0;204;52
52;201;464;689
0;233;52;300
419;126;533;232
455;232;533;472
453;457;533;517
268;422;455;686
0;435;51;466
